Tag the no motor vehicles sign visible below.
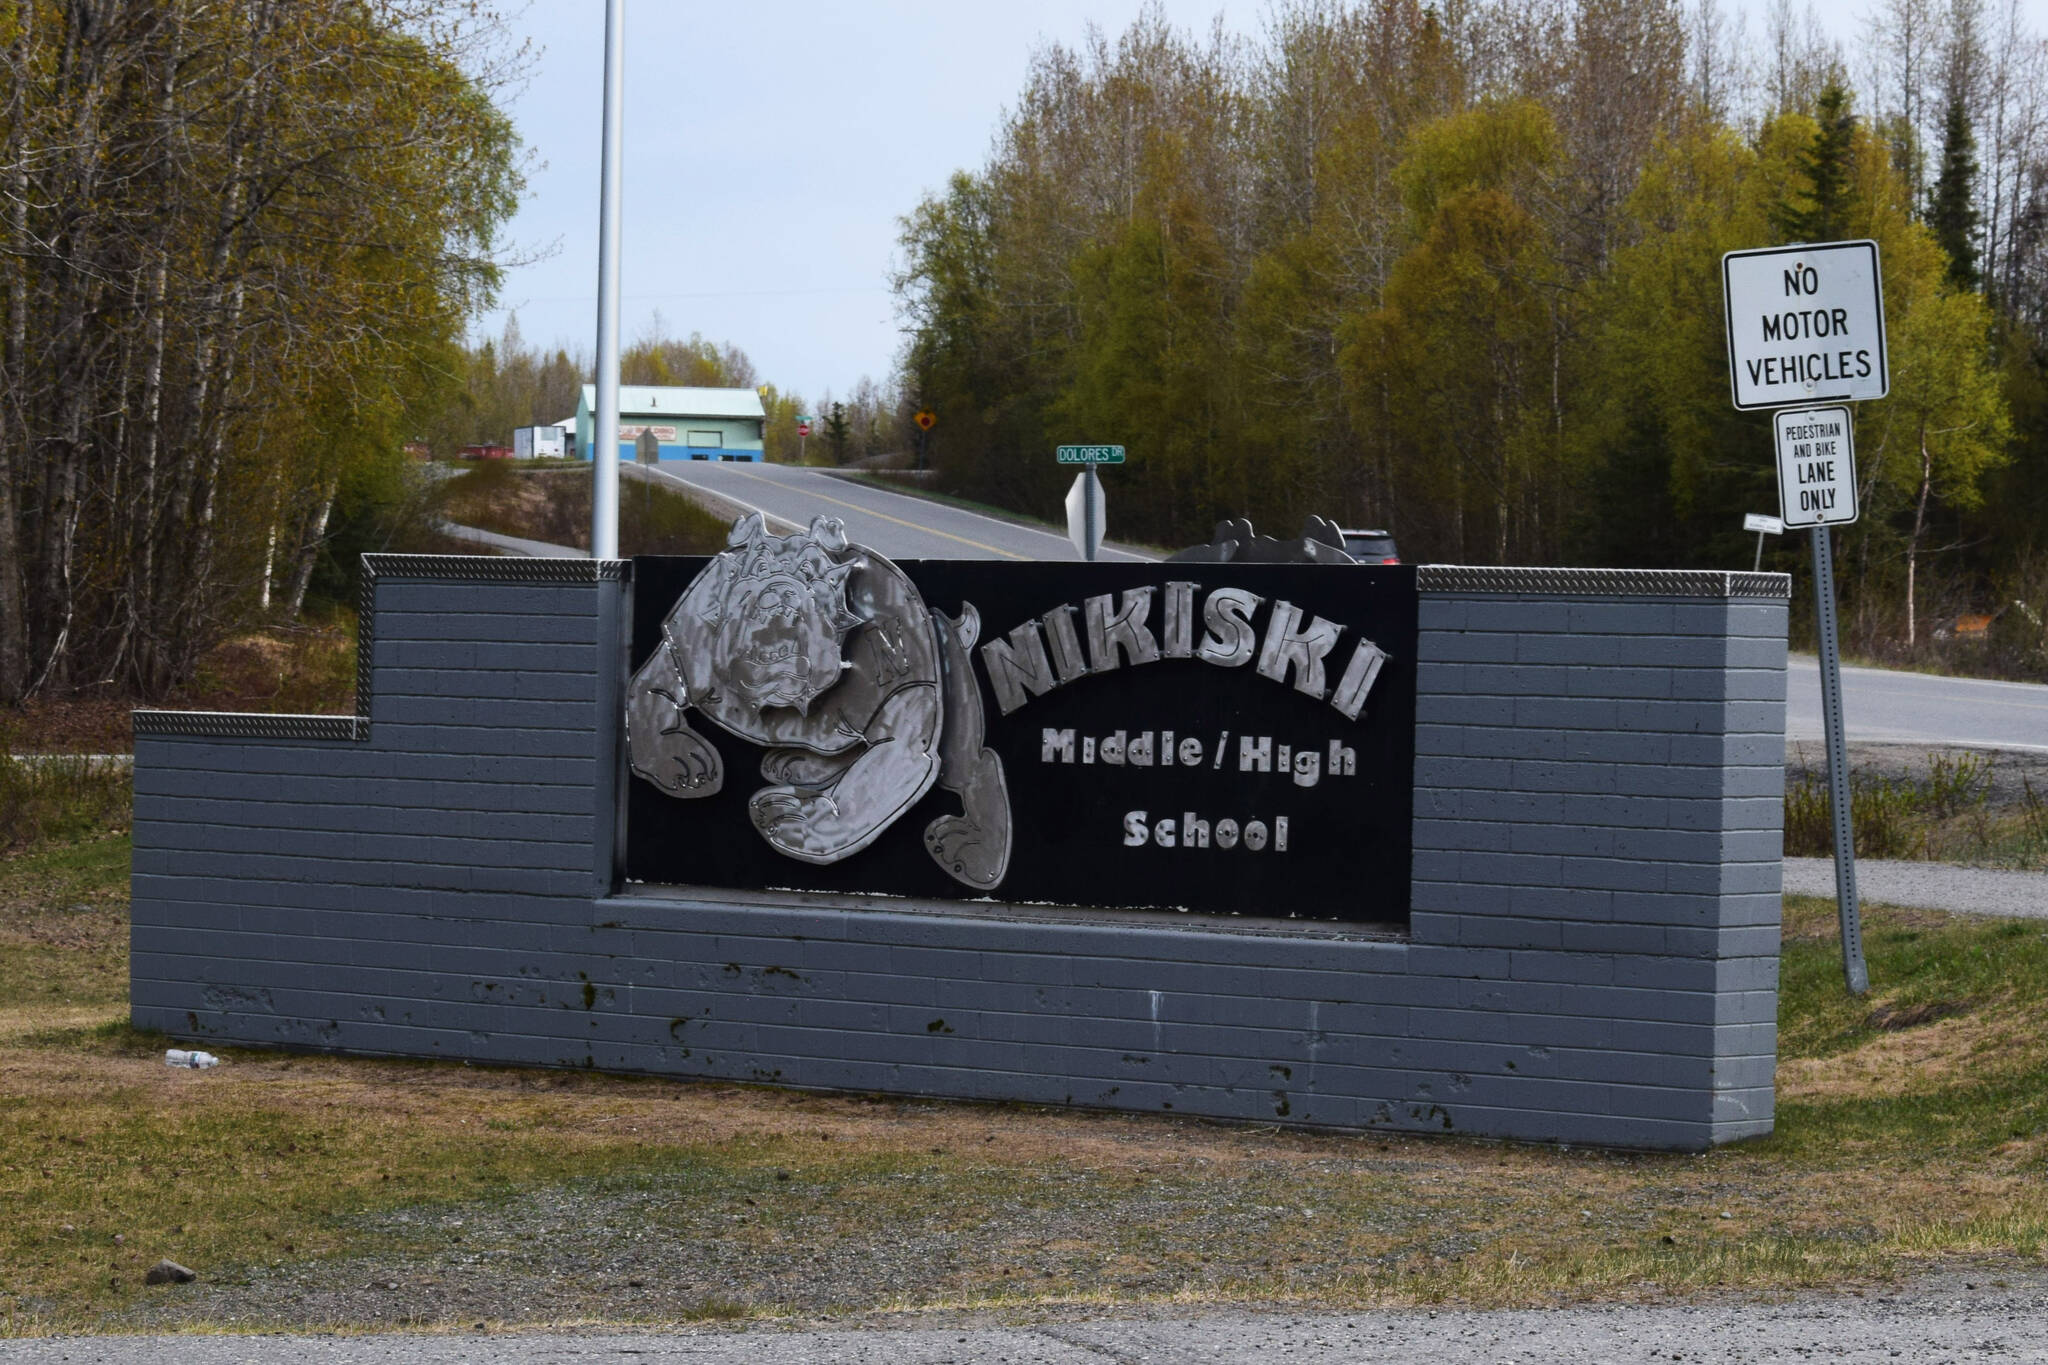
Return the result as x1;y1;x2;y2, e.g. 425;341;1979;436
1723;240;1888;410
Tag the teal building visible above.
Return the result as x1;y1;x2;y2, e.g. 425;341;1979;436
571;385;766;463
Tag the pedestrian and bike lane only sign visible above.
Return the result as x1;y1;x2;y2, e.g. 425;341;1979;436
1722;240;1888;410
1773;406;1858;527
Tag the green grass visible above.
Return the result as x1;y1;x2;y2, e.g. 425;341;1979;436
1767;896;2048;1168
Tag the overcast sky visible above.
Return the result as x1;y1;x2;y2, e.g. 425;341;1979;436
475;0;2043;409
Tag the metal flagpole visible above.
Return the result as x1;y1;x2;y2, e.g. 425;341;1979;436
1809;523;1868;994
590;0;624;560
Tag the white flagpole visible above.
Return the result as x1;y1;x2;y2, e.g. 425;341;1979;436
591;0;624;559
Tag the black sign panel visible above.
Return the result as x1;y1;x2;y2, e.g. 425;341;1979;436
626;557;1416;924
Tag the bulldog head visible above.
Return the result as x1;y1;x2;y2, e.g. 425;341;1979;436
704;514;864;714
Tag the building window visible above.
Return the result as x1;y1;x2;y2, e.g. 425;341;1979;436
687;429;720;447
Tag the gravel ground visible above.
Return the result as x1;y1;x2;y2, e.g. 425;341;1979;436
1783;858;2048;917
61;1155;1449;1337
8;1269;2048;1362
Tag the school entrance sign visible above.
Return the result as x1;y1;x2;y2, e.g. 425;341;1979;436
1722;240;1888;410
131;550;1792;1153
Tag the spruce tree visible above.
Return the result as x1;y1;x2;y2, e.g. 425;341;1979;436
1775;82;1856;243
1928;93;1982;291
823;402;851;465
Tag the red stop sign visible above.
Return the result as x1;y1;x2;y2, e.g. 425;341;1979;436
797;422;811;437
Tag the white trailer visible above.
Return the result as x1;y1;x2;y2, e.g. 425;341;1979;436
513;425;567;459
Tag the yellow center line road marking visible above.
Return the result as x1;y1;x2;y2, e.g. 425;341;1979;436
727;467;1030;560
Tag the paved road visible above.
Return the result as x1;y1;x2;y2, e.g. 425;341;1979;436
437;521;580;558
634;462;1153;562
14;1277;2048;1362
1786;654;2048;753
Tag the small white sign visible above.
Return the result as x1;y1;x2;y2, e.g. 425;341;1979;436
1743;513;1785;535
1774;407;1858;528
1723;240;1888;410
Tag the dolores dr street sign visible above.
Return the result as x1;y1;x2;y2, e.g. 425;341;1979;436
1722;240;1888;410
1057;444;1126;464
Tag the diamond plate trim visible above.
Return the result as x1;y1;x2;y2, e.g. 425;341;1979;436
134;554;626;741
361;554;629;583
1416;566;1792;599
132;711;362;741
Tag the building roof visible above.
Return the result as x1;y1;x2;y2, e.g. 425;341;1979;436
577;385;765;420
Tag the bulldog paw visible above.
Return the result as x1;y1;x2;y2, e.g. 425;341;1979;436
630;716;723;797
749;787;843;861
924;814;1006;888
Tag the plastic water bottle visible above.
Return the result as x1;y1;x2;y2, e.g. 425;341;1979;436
164;1049;219;1069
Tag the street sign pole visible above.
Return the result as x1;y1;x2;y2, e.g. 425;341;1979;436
1084;463;1099;563
1726;242;1886;998
1766;403;1866;992
1809;522;1869;993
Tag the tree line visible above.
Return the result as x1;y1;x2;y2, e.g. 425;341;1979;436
893;0;2048;653
0;0;519;705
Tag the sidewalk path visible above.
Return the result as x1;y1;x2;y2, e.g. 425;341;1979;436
1784;856;2048;917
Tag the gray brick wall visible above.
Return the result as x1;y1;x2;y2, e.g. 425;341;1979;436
130;561;1787;1151
1408;593;1787;1145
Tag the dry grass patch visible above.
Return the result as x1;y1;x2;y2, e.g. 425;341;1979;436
1777;1007;2024;1101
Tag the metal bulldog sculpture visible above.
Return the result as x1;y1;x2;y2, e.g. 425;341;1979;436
625;513;1012;890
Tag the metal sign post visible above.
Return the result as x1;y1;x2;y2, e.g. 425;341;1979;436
1807;521;1869;993
1768;403;1869;994
1085;463;1100;562
1742;512;1784;572
1725;241;1886;996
